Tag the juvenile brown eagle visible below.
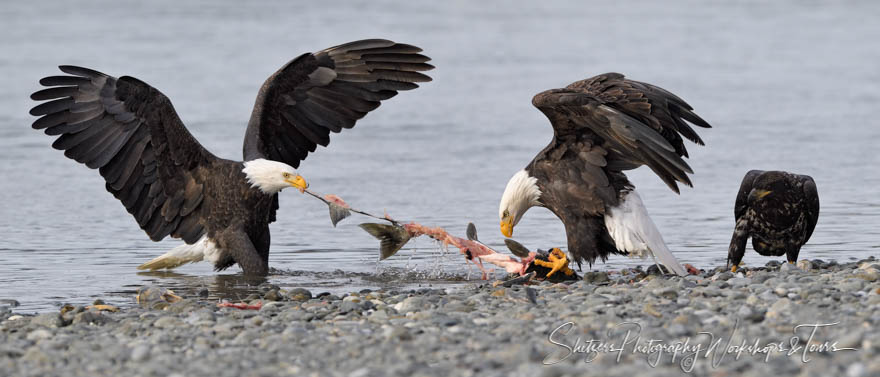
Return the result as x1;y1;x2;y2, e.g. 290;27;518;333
727;170;820;271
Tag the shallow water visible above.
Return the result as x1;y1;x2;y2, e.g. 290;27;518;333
1;0;879;311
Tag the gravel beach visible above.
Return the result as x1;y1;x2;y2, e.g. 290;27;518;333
1;257;878;377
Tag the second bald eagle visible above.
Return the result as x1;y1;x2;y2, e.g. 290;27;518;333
498;73;711;275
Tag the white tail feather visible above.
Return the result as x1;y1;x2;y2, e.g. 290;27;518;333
137;236;221;271
604;190;687;276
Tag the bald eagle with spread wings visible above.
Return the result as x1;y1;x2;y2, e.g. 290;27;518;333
30;39;433;275
498;73;711;276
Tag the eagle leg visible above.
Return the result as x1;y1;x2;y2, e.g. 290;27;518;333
216;227;268;276
727;218;749;273
785;247;800;264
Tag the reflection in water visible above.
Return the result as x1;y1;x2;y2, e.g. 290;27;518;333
130;271;268;304
121;266;474;308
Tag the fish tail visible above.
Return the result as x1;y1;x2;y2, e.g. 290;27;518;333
359;223;412;260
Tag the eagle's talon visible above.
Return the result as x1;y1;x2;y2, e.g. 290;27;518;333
533;248;571;278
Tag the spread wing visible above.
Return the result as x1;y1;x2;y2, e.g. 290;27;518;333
734;170;764;220
800;175;820;243
243;39;433;167
532;72;712;193
31;66;213;244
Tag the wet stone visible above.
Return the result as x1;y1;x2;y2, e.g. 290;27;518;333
26;328;53;341
393;297;425;313
130;345;151;362
583;272;610;284
287;288;313;301
31;313;64;328
263;289;283;301
72;311;111;326
152;316;184;329
780;263;799;273
728;277;752;287
339;301;362;314
797;260;814;271
855;269;880;282
185;310;216;326
384;326;413;342
244;294;261;302
651;287;678;300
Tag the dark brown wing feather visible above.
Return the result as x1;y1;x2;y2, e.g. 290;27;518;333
243;39;434;167
31;66;213;243
800;175;820;243
734;170;764;220
566;73;711;157
532;73;711;193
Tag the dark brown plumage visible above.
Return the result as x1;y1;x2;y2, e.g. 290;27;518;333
501;73;711;271
727;170;820;270
30;39;433;275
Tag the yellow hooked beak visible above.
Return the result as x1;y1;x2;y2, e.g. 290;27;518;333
500;215;514;238
755;189;772;199
286;174;308;193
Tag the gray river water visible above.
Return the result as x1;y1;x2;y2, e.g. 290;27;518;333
1;0;879;311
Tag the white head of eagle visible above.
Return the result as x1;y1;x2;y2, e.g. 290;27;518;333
499;169;542;237
242;158;308;194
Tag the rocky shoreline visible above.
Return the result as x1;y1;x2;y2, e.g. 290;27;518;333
1;257;878;377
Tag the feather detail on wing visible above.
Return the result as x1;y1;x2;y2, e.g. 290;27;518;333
31;66;211;244
243;39;434;167
532;73;711;193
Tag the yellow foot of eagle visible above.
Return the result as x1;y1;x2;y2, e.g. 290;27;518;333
532;248;575;278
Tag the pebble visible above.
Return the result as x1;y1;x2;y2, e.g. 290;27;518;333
130;345;151;362
287;288;313;301
152;316;183;329
651;287;678;299
30;313;64;328
797;260;813;271
263;289;283;301
384;326;412;341
728;277;752;287
855;268;879;282
583;271;610;284
72;311;109;325
393;297;425;313
26;328;53;341
780;263;799;273
338;301;362;314
185;310;216;326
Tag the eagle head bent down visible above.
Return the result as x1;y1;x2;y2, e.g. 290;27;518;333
499;169;542;237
